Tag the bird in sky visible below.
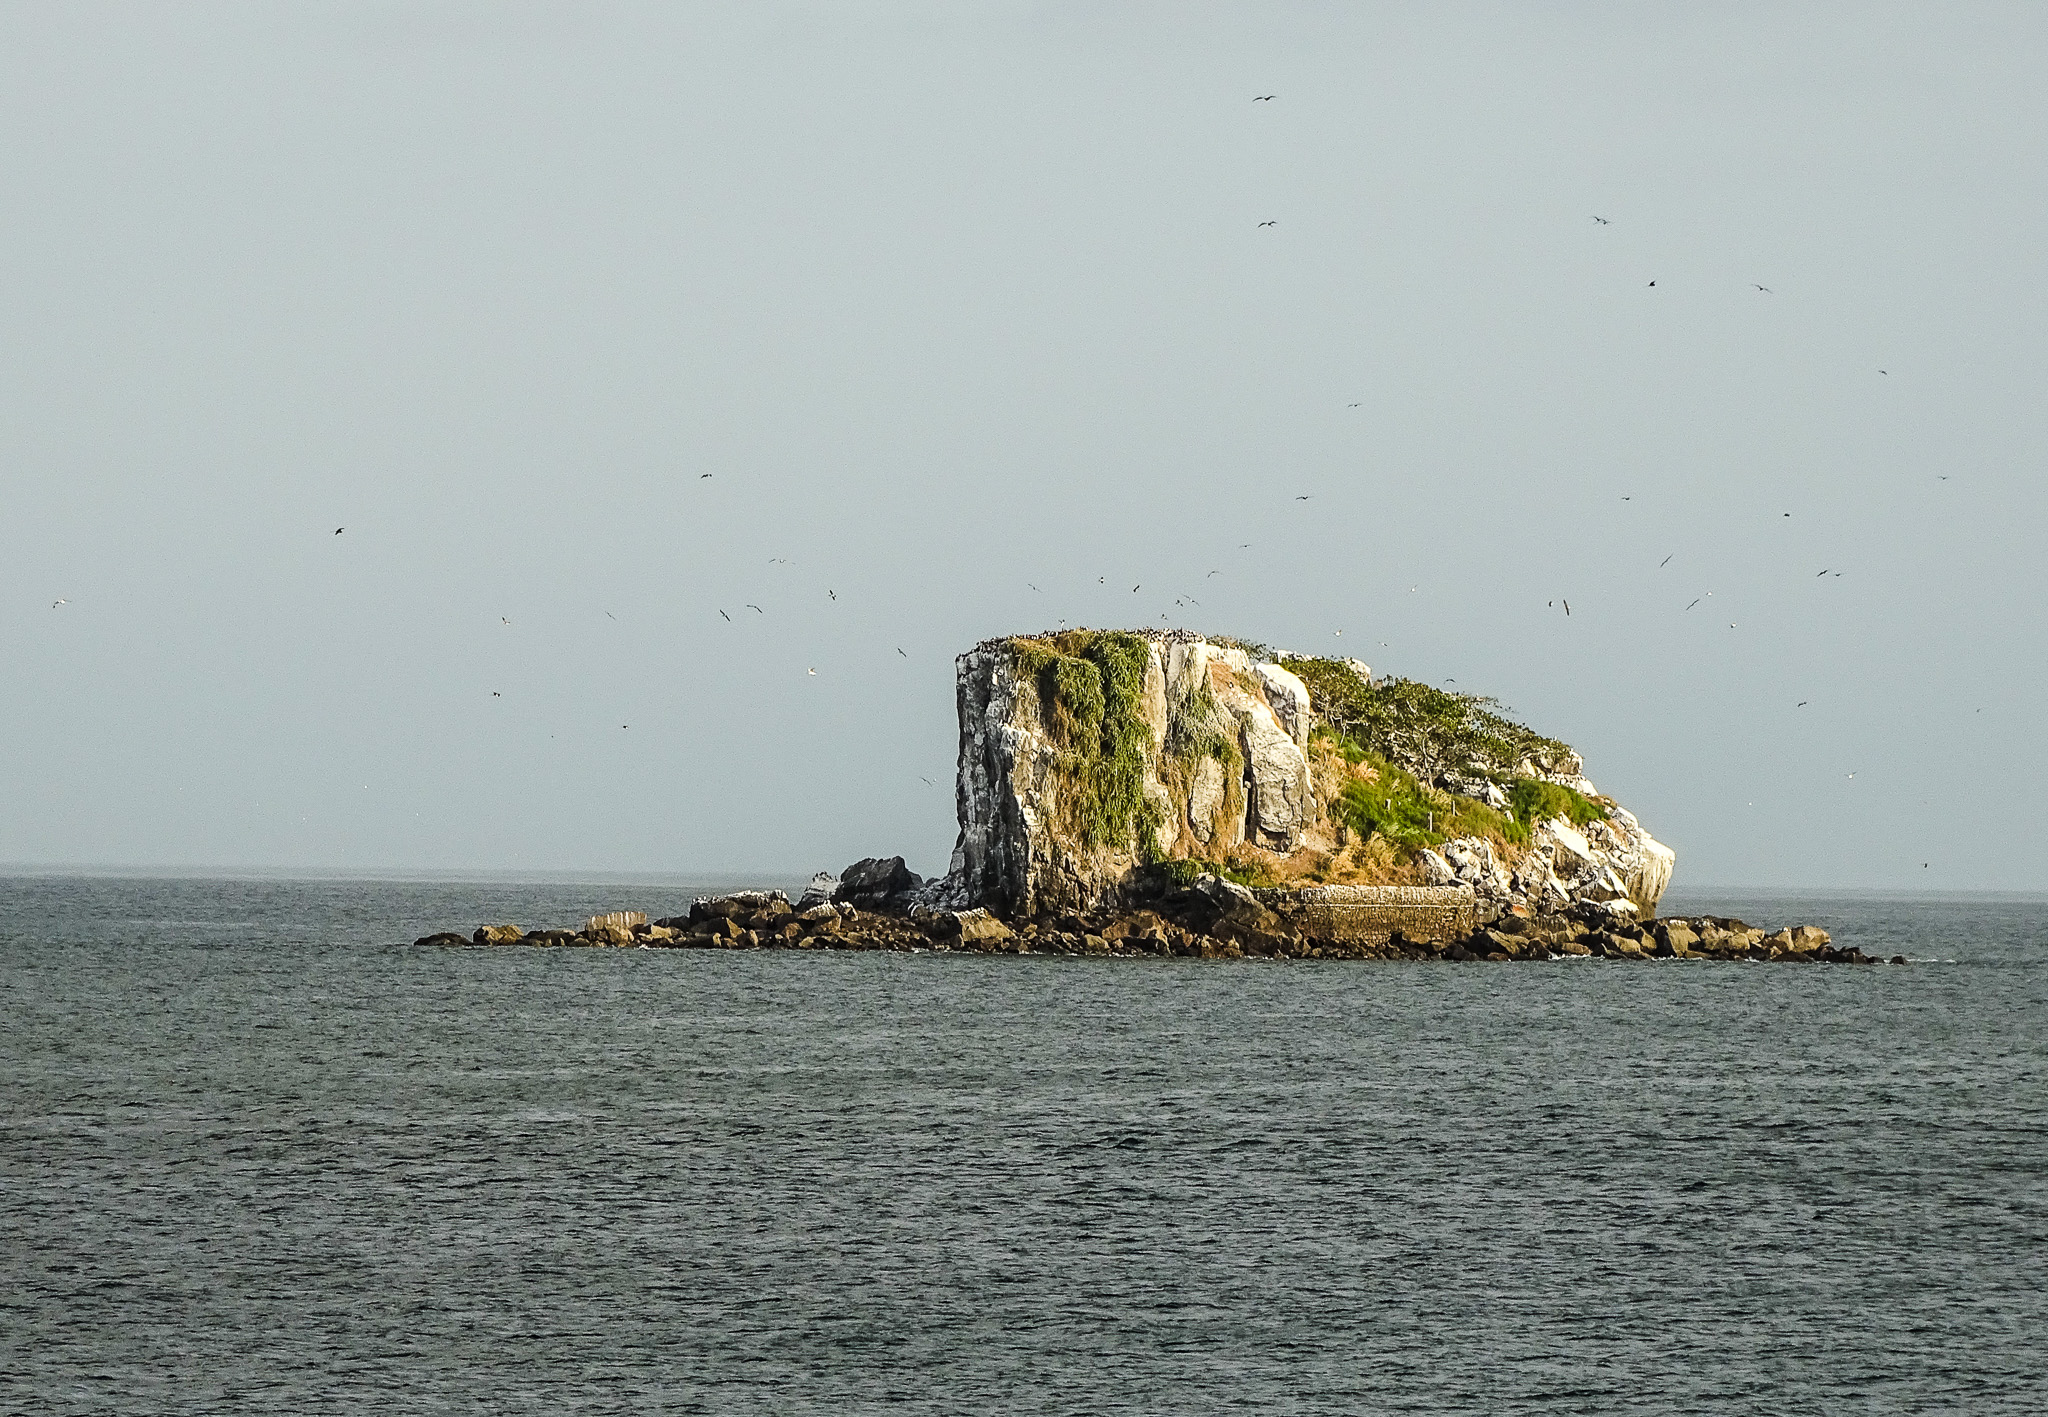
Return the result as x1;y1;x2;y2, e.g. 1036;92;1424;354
1686;598;1702;611
1880;369;1888;375
492;691;500;698
1347;402;1361;407
1647;280;1657;287
828;589;837;600
1592;215;1610;224
807;668;817;676
1847;772;1856;779
700;473;713;479
1621;496;1631;501
1754;285;1772;293
605;611;616;620
1563;600;1571;616
718;609;730;621
1258;221;1277;228
1207;570;1220;577
1797;701;1809;707
920;776;935;786
897;648;907;657
746;604;763;613
1783;512;1792;518
1254;94;1275;101
1132;584;1141;593
622;724;628;730
1659;554;1673;568
334;527;344;535
501;617;512;625
51;599;66;608
1027;582;1040;591
1295;495;1312;501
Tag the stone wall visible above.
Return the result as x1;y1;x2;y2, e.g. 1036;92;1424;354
1254;884;1477;944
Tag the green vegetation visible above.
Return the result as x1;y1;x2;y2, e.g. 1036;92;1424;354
1285;658;1578;787
1011;631;1164;858
1151;856;1281;891
1508;777;1606;830
1322;743;1526;853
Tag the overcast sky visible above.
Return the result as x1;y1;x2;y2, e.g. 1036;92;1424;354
3;2;2043;889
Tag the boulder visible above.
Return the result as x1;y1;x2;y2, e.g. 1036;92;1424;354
796;872;840;910
586;911;647;934
834;856;922;906
944;908;1014;944
415;931;471;948
473;924;525;946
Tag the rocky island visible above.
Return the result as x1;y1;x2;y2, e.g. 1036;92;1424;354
419;630;1892;964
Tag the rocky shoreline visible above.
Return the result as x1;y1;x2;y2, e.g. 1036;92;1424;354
415;871;1900;966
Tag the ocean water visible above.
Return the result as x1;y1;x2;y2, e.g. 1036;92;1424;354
2;875;2043;1415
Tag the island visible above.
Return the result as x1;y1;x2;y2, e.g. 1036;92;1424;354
417;630;1893;964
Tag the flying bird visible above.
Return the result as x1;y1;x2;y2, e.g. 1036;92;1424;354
718;609;730;621
1563;600;1571;616
1647;280;1657;287
827;590;836;600
1132;584;1141;593
746;604;763;613
1686;598;1702;611
1797;701;1808;707
51;599;66;608
1754;285;1772;293
492;691;500;698
334;527;344;536
700;473;713;479
807;668;817;676
1027;582;1040;592
501;617;512;625
605;612;615;620
1592;216;1611;224
1659;554;1673;568
1295;495;1312;501
1254;95;1275;101
897;648;907;657
1258;221;1278;228
1347;402;1361;407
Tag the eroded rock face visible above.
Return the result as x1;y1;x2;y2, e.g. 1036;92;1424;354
947;633;1321;915
938;629;1674;920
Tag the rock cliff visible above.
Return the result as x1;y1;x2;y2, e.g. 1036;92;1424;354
932;629;1674;923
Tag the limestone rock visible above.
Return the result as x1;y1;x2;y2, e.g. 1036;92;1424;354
473;924;525;946
796;873;840;910
1249;661;1314;748
585;911;646;934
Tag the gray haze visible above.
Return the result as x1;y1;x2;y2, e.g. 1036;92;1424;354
4;3;2043;889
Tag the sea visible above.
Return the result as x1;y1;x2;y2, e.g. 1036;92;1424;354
3;874;2043;1415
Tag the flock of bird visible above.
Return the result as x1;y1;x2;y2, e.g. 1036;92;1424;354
31;90;1963;842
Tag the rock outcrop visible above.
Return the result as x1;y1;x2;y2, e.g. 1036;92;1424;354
935;629;1674;923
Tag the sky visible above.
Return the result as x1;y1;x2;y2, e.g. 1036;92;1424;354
3;2;2043;889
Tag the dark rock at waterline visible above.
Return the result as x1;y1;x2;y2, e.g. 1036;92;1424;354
415;931;471;948
834;856;922;906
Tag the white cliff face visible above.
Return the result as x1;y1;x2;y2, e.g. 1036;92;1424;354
949;632;1316;914
944;630;1675;921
